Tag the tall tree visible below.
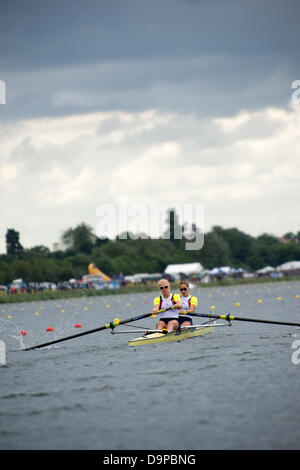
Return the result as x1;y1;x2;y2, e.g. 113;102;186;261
61;223;96;254
283;232;295;241
6;229;23;255
163;208;183;248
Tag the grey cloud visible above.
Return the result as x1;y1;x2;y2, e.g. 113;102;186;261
2;0;300;70
2;53;293;127
1;0;299;124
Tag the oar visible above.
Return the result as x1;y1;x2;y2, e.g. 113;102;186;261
24;307;172;351
189;312;300;328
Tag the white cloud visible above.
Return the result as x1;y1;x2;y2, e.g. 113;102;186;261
1;102;300;252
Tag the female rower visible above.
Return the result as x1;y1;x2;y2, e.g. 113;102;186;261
178;281;198;328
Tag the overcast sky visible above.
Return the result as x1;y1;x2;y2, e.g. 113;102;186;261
1;0;300;253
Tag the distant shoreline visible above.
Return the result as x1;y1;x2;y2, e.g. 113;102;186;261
0;275;299;304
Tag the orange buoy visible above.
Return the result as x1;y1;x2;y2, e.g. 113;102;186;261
19;330;27;336
75;323;82;328
46;326;54;332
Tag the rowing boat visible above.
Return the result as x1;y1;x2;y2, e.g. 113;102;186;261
128;323;216;346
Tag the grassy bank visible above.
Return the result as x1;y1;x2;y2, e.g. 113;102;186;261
201;274;300;288
0;284;159;304
0;275;299;304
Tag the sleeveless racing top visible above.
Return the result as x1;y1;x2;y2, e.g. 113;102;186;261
180;295;198;320
153;293;181;319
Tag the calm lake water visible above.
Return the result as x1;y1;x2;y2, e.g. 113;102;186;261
1;281;300;450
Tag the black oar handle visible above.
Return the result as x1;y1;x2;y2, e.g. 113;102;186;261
189;312;300;328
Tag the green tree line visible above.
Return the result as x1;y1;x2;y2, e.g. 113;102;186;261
1;217;300;285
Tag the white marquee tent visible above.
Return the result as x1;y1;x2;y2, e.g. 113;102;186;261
164;262;204;277
256;266;275;274
276;261;300;271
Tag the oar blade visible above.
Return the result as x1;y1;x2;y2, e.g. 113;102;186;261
23;323;110;351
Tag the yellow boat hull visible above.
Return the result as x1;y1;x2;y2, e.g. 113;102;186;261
128;325;215;346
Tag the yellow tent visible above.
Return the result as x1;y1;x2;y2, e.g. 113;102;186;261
88;263;111;281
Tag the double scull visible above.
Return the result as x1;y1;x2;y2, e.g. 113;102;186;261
24;309;300;351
